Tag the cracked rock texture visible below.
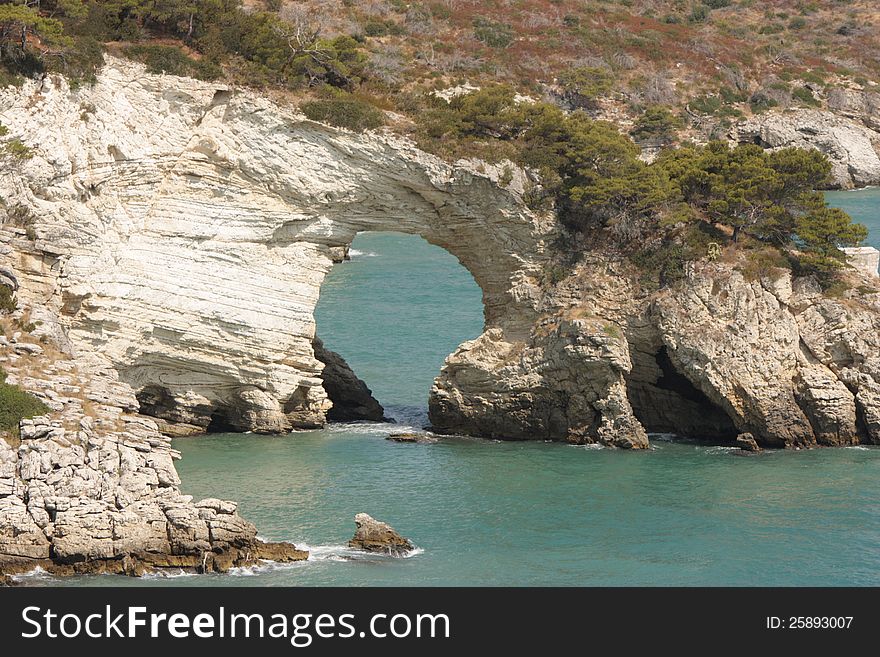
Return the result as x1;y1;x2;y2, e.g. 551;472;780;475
737;109;880;188
0;339;305;576
2;58;880;574
0;56;551;436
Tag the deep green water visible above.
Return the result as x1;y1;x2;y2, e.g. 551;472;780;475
24;208;880;587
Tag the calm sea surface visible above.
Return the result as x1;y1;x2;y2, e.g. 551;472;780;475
31;195;880;586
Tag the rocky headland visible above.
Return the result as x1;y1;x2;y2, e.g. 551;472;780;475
1;58;880;577
736;106;880;189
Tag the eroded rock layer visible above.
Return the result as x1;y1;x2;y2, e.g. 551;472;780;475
0;57;550;437
430;251;880;450
2;58;880;574
0;325;307;576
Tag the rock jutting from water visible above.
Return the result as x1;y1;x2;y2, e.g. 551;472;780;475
348;513;415;557
735;433;763;453
313;338;388;423
1;57;880;576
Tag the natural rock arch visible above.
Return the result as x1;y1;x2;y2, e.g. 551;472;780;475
0;58;554;437
6;58;880;579
4;58;879;453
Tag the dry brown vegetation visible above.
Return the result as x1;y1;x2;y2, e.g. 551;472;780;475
254;0;880;130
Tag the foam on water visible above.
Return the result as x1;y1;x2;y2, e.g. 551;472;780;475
11;566;54;583
648;432;679;442
327;404;431;436
141;569;199;580
301;543;424;562
327;421;401;435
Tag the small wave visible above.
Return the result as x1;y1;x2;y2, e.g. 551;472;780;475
569;443;605;450
141;569;199;580
348;249;378;258
327;405;431;436
704;446;739;455
10;566;54;582
844;445;871;451
299;543;424;561
226;561;300;577
327;421;407;435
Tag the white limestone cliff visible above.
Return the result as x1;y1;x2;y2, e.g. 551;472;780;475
2;58;880;577
0;57;553;435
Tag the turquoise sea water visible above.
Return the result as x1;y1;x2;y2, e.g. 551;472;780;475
826;187;880;250
25;202;880;587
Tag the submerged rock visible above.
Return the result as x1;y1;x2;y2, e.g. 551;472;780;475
387;432;436;444
348;513;414;556
254;541;309;563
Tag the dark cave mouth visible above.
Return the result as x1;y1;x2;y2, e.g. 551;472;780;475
136;384;238;435
627;346;739;443
206;408;237;434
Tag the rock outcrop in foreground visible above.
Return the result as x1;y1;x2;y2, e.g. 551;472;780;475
348;513;414;557
1;58;880;576
0;343;307;579
313;338;387;423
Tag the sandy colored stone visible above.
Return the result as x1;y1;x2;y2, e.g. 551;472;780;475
348;513;414;556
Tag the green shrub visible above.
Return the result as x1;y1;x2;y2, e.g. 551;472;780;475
0;286;15;313
631;106;683;145
739;247;793;280
799;70;826;85
792;86;819;106
557;66;614;109
122;44;221;81
631;242;688;289
689;5;710;23
472;17;514;48
0;369;49;437
749;91;779;113
45;34;104;84
3;139;32;159
759;23;785;34
300;96;385;131
429;2;452;19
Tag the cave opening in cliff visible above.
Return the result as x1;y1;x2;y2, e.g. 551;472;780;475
626;346;738;442
206;408;237;434
313;231;485;426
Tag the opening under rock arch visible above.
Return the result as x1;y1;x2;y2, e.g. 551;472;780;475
626;345;738;442
314;232;484;426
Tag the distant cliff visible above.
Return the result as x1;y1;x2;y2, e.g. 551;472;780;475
736;107;880;189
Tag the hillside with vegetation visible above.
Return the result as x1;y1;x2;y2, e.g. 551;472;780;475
0;0;875;290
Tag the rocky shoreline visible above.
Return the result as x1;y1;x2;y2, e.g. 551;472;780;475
1;58;880;578
0;320;307;581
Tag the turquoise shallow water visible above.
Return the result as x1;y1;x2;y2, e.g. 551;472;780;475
26;209;880;587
